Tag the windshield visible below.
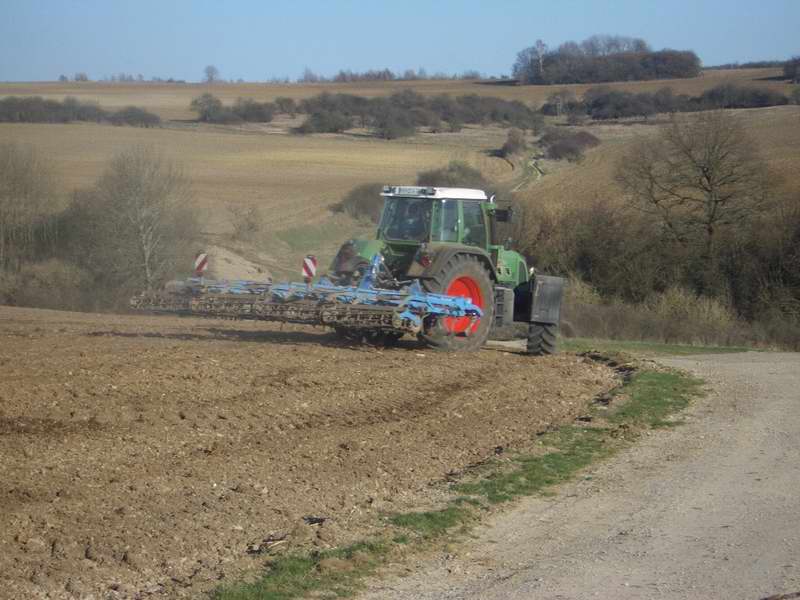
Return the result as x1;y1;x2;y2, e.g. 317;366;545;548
380;198;432;242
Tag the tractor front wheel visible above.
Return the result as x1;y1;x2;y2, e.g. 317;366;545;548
419;254;494;351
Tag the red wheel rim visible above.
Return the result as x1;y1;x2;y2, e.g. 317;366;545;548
444;276;483;334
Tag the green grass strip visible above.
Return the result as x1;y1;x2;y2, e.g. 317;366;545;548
387;505;472;538
453;426;613;503
211;541;387;600
606;369;704;428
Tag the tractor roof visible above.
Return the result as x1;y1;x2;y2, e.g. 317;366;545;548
381;185;489;201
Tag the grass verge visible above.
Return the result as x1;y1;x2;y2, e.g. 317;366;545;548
212;366;704;600
562;337;752;356
211;541;388;600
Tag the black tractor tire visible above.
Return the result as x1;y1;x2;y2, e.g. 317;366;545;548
526;322;558;356
419;254;494;352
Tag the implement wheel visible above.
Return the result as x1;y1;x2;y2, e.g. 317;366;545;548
419;254;494;351
526;322;558;355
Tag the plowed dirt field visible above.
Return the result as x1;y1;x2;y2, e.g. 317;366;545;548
0;306;616;599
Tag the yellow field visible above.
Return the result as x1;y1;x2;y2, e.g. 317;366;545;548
0;68;792;120
0;119;511;276
514;105;800;215
1;70;797;278
0;122;482;228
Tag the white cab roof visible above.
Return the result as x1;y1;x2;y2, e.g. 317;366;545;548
381;185;489;201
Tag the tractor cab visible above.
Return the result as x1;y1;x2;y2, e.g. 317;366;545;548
378;186;494;249
374;186;526;288
378;186;489;247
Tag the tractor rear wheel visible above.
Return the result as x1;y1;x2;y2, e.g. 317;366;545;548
419;254;494;351
526;322;558;355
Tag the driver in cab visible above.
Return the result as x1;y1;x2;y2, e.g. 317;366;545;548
397;201;430;241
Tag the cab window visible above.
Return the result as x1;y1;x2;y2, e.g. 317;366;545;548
431;200;459;242
462;202;486;247
380;198;431;241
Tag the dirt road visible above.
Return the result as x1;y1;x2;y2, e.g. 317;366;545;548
0;306;616;599
360;352;800;600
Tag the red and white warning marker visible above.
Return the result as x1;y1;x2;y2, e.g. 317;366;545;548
302;255;317;282
194;252;209;277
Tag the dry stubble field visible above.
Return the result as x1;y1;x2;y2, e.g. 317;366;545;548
1;67;797;276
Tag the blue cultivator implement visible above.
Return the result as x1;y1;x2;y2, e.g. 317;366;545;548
130;254;482;337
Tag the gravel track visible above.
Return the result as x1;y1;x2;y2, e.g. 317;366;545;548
359;351;800;600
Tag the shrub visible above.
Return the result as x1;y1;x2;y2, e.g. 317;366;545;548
541;90;580;116
699;84;788;109
572;84;789;122
582;87;657;120
109;106;161;127
0;259;93;311
190;93;223;122
540;129;600;161
274;96;297;115
232;98;275;122
331;183;384;223
292;91;542;137
294;110;352;134
0;96;107;123
416;161;490;188
227;203;263;240
408;107;441;129
373;109;416;139
447;118;463;132
500;128;527;157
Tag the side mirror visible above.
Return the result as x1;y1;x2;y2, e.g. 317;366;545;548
494;208;513;223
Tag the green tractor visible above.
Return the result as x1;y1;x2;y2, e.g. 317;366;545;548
329;185;564;354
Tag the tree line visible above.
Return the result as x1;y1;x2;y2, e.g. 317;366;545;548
189;90;544;138
513;35;701;85
541;83;795;122
0;96;161;127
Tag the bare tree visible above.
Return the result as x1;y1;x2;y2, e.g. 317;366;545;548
69;147;197;294
204;65;220;83
512;42;548;83
0;143;57;271
534;39;548;76
616;111;772;257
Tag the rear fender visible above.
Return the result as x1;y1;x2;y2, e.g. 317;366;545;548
513;275;565;324
409;245;497;282
330;239;384;273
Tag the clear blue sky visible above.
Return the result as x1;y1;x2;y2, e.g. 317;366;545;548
1;0;798;82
